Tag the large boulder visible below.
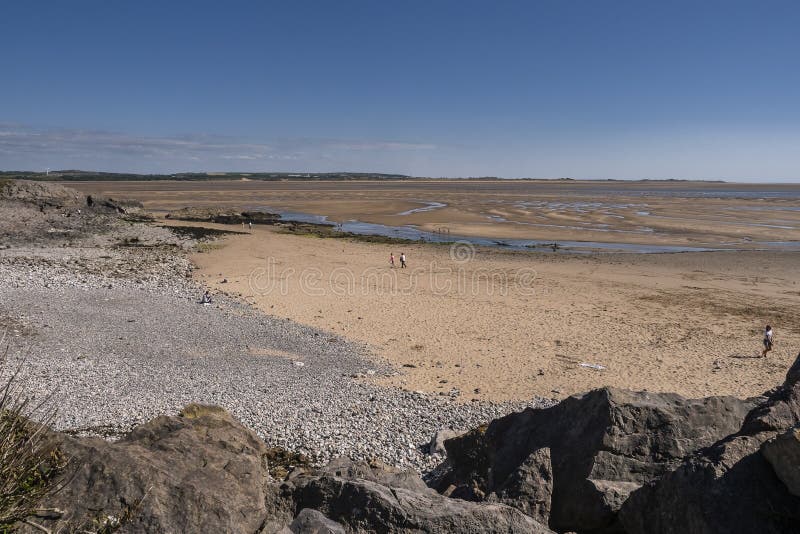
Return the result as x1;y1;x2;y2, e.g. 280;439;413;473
286;458;553;533
763;426;800;497
619;353;800;534
431;387;757;533
19;404;287;533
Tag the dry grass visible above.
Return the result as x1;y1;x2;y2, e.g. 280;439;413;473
0;338;65;532
195;242;225;253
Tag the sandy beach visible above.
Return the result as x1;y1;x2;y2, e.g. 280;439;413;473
184;221;800;402
66;179;800;401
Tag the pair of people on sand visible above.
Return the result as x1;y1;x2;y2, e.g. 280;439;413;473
389;252;407;269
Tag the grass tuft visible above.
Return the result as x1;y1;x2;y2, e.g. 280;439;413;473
0;339;65;531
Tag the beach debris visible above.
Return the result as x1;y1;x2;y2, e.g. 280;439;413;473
293;361;305;367
449;388;461;398
402;363;417;368
579;362;606;371
366;370;376;376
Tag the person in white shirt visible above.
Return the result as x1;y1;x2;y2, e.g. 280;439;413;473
399;253;407;268
762;325;773;357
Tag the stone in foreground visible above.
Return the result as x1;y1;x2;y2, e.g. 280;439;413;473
430;387;757;532
619;354;800;534
763;426;800;497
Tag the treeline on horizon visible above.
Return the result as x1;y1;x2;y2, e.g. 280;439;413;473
0;170;722;183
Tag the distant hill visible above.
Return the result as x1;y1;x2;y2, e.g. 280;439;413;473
0;171;730;183
0;170;414;182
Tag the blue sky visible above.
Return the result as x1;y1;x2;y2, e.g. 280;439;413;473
1;1;799;180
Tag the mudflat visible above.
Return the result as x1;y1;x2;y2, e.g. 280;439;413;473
70;180;800;401
72;179;800;250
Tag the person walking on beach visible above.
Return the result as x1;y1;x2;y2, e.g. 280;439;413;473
762;325;774;357
389;253;395;268
400;252;407;268
248;221;253;231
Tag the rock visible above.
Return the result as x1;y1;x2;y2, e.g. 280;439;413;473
289;508;346;533
489;447;553;525
21;404;290;533
619;353;800;534
317;457;429;492
431;387;756;533
287;459;554;533
762;426;800;497
429;429;465;456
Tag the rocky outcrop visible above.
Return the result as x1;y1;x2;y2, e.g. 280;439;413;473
431;387;757;533
166;206;280;224
0;180;159;247
86;194;143;214
18;405;552;533
618;353;800;534
0;179;82;208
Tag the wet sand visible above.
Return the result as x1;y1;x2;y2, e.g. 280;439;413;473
72;180;800;250
182;221;800;402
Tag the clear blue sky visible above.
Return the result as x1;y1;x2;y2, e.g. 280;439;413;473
1;1;799;180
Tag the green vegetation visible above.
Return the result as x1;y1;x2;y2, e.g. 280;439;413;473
276;221;421;245
194;243;224;253
179;403;229;419
160;225;246;241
